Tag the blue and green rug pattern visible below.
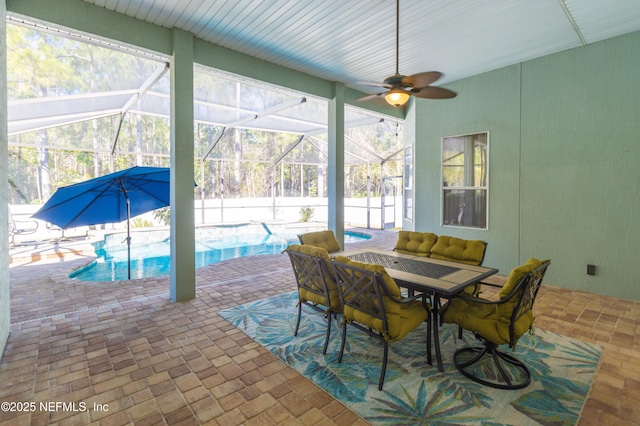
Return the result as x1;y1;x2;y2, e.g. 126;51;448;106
219;291;601;425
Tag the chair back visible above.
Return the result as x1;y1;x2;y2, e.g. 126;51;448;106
298;230;341;253
493;259;550;347
508;261;550;335
285;245;340;312
331;259;389;336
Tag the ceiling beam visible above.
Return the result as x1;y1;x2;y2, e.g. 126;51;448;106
557;0;587;46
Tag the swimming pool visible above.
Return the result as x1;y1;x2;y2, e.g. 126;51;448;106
70;225;371;281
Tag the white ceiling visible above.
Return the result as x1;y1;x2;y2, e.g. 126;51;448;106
79;0;640;95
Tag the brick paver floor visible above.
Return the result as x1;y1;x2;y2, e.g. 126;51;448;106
2;229;639;425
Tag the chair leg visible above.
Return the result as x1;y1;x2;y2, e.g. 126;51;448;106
338;321;347;363
453;342;531;390
294;302;302;337
322;311;332;355
426;311;432;366
379;341;389;391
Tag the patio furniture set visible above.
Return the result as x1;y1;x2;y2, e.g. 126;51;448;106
286;230;550;391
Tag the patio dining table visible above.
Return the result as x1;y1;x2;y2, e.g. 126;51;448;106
341;248;498;372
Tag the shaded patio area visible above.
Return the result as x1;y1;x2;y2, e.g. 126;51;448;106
2;230;639;425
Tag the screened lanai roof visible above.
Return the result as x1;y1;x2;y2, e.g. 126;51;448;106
8;61;401;164
6;20;402;166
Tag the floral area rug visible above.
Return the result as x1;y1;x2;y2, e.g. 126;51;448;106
218;291;602;425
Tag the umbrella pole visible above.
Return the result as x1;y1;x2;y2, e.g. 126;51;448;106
126;197;131;280
118;177;133;280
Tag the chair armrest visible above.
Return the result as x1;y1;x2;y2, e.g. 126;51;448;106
444;284;521;307
477;280;503;289
445;294;499;306
389;292;432;313
378;279;432;310
438;293;498;324
13;219;39;234
398;292;427;303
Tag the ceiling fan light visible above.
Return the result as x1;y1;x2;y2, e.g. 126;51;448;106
385;89;410;107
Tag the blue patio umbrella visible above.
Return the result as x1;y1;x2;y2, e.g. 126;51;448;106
33;166;171;279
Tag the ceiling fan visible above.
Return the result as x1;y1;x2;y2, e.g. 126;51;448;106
358;0;457;107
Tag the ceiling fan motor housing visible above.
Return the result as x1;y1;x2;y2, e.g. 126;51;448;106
383;73;409;89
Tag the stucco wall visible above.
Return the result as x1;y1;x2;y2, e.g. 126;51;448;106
410;31;640;300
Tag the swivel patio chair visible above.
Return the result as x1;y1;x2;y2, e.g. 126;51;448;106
440;258;550;390
298;230;341;253
285;244;342;354
331;256;431;390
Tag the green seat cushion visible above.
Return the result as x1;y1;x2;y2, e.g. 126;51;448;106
441;297;506;343
334;256;428;341
299;230;341;253
393;231;438;257
287;244;341;311
429;236;486;266
345;299;427;342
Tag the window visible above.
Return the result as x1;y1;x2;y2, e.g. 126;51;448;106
442;132;488;229
404;146;413;221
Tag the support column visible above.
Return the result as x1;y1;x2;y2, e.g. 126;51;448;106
170;29;195;302
328;83;345;249
403;99;421;231
1;0;10;359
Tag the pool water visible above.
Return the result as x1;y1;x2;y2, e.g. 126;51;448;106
70;229;370;281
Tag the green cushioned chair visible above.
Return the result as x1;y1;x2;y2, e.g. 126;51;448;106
440;258;551;389
331;256;432;390
431;235;488;297
298;230;341;253
429;235;489;337
285;244;342;354
393;231;438;257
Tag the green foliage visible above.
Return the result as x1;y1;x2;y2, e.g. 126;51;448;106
153;207;171;226
131;217;153;228
299;206;315;223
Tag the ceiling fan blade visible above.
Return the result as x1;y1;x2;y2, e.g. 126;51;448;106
357;92;384;102
357;81;393;89
402;71;442;88
413;86;457;99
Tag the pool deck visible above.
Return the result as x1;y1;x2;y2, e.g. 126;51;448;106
3;228;640;425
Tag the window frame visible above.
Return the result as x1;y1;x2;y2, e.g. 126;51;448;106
403;145;413;222
440;131;489;230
